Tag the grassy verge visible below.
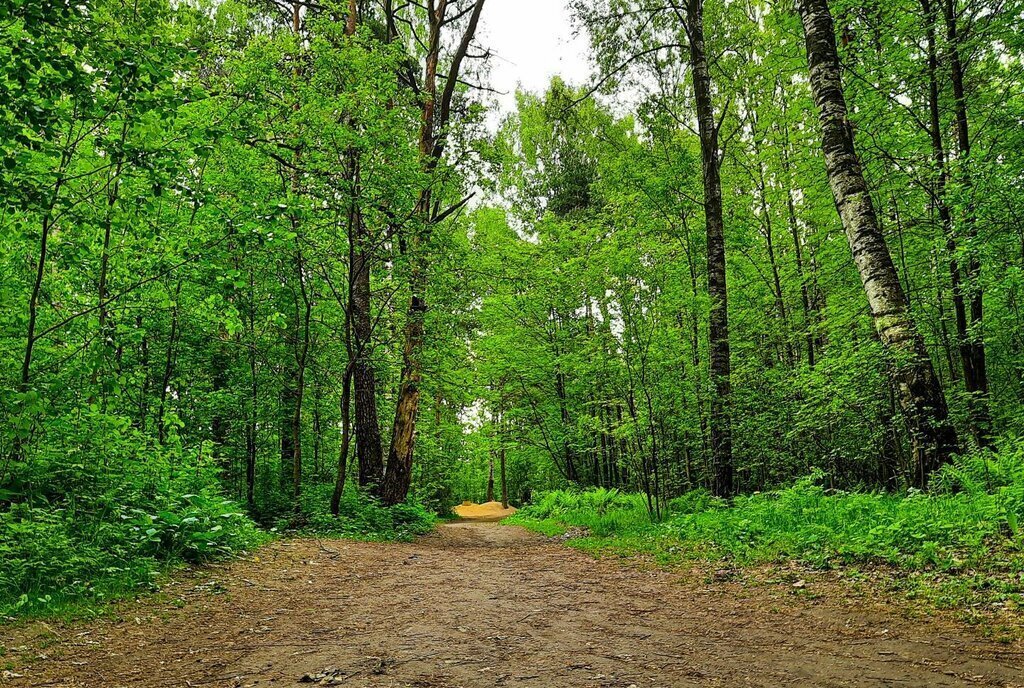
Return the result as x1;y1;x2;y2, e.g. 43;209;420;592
507;450;1024;634
1;482;436;623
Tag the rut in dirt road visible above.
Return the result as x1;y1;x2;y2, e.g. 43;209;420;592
4;522;1023;688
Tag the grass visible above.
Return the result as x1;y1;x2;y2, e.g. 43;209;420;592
507;449;1024;618
1;482;436;623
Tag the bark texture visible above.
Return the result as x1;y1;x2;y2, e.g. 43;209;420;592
351;175;385;491
798;0;959;486
686;0;733;497
380;0;487;506
942;0;991;445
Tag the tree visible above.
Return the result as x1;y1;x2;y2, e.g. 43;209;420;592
797;0;959;486
380;0;488;505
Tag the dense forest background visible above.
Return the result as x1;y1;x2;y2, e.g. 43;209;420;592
2;0;1024;615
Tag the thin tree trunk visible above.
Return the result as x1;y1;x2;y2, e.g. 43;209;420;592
499;422;508;509
157;280;183;445
246;344;258;509
291;245;312;502
923;0;966;387
486;456;495;502
686;0;732;497
245;264;258;509
777;108;817;366
312;378;322;477
554;363;578;482
331;362;355;516
798;0;959;486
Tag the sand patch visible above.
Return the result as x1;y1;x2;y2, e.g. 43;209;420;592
452;500;517;520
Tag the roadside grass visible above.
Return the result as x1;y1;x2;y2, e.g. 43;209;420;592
1;483;435;623
506;448;1024;624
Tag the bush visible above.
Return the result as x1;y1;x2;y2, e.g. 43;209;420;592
0;414;266;619
0;480;265;618
280;483;436;541
511;442;1024;574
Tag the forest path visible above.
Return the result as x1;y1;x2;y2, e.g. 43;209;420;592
4;522;1023;688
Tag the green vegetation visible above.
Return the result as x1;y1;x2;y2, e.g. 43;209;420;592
0;449;267;619
510;445;1024;607
288;485;437;542
4;0;1024;628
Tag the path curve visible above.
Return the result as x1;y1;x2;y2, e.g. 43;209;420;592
3;522;1022;687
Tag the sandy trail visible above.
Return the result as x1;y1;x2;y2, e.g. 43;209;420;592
2;522;1022;687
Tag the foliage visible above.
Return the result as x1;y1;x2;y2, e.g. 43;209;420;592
511;442;1024;581
283;484;436;542
0;441;266;618
2;0;1024;626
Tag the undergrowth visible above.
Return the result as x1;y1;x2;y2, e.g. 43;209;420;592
1;423;435;622
0;466;267;621
279;483;437;542
508;445;1024;612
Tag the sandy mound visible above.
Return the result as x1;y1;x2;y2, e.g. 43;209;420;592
452;500;517;520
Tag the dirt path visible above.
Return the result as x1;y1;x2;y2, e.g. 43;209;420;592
3;522;1022;687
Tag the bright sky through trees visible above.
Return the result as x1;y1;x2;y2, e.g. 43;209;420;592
479;0;590;118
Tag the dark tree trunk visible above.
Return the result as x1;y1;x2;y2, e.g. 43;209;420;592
157;281;182;445
942;0;991;446
499;430;508;509
291;246;312;502
352;237;384;489
798;0;959;487
246;347;257;510
777;107;818;367
686;0;732;497
279;377;296;490
342;0;386;491
554;365;578;481
211;344;229;463
331;362;354;516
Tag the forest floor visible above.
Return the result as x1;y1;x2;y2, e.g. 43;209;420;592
2;522;1023;688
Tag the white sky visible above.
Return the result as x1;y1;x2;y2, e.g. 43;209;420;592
477;0;591;121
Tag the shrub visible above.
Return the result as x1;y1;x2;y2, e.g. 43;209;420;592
511;441;1024;575
0;415;266;619
280;483;436;541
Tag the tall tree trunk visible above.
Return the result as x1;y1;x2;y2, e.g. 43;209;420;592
245;266;258;509
554;363;578;482
381;0;487;505
499;423;509;509
943;0;991;446
246;340;258;509
776;106;818;367
922;0;967;388
379;0;445;508
798;0;959;486
486;455;495;502
352;211;385;489
686;0;732;497
291;246;312;502
279;375;296;489
341;0;386;490
157;281;182;445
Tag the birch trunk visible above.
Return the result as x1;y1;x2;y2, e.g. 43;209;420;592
798;0;959;486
